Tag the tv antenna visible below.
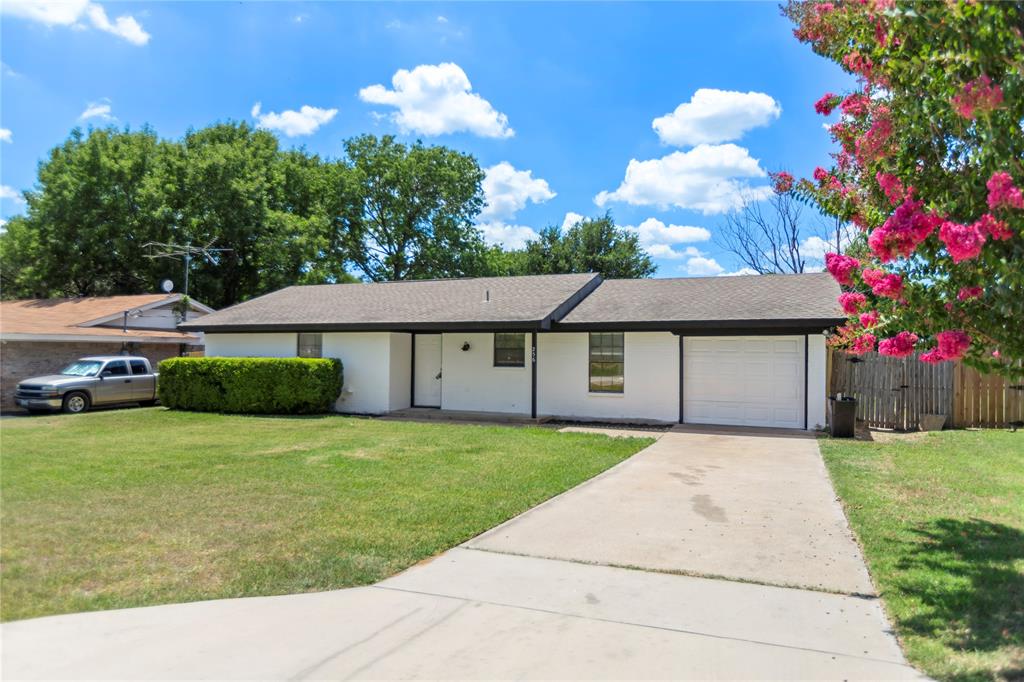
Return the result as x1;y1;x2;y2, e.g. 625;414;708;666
142;240;232;297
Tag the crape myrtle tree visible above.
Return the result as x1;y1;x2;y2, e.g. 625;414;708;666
783;0;1024;377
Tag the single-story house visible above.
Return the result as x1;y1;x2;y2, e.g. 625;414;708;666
181;272;844;429
1;293;213;408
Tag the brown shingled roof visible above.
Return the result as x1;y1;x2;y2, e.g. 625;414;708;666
180;273;602;332
558;273;844;329
0;295;199;342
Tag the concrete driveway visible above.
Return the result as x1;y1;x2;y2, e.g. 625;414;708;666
1;426;919;680
470;425;875;594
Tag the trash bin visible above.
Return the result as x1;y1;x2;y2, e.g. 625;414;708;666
829;396;857;438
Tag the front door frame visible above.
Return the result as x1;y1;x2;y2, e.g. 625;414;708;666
410;332;443;408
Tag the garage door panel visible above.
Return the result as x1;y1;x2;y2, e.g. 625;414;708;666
684;335;805;429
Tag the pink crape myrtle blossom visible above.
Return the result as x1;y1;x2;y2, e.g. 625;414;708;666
771;171;795;194
875;172;906;205
828;122;857;153
936;330;971;360
840;93;871;117
813;166;831;184
878;331;918;357
839;292;868;314
951;75;1004;119
939;220;986;263
824;252;860;286
974;214;1013;241
859;310;880;328
814;93;839;115
986;172;1024;211
851;333;876;355
862;268;904;298
919;349;945;364
855;113;893;164
842;51;874;80
867;198;942;261
957;286;984;302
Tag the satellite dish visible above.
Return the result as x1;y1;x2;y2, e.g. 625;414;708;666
161;279;174;293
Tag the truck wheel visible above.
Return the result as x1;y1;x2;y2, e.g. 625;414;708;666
62;392;90;414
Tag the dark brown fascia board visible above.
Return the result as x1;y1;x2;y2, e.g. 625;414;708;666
181;320;550;333
184;317;845;335
552;317;846;334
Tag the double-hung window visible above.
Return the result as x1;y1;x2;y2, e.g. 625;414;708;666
589;332;624;393
297;333;322;358
493;333;526;367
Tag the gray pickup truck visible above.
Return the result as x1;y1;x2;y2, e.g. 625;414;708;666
15;356;159;414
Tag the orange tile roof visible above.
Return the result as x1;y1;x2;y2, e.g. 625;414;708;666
0;295;199;342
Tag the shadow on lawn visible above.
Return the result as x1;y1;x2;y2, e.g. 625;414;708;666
894;518;1023;660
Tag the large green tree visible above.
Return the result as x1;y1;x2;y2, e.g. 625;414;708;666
501;214;656;279
339;135;487;282
0;127;167;298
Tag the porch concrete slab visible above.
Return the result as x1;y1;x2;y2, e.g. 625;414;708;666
467;428;875;595
381;548;905;664
2;551;919;680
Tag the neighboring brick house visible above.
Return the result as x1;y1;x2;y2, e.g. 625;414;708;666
0;294;213;410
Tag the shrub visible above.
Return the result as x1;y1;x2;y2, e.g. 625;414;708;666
157;357;343;414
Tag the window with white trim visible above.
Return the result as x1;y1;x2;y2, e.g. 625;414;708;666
588;332;624;393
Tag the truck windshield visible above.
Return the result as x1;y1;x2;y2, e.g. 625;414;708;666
60;360;104;377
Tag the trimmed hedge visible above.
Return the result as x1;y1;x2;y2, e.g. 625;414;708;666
157;357;343;414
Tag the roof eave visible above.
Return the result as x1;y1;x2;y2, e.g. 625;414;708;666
552;317;847;333
180;320;551;334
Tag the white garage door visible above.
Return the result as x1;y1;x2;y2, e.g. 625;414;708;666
683;336;805;429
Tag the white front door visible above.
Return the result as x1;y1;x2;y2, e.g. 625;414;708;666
684;336;805;429
413;334;442;407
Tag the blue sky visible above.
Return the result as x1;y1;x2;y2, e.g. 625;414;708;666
0;1;854;277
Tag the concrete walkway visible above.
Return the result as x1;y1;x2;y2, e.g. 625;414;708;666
1;427;920;680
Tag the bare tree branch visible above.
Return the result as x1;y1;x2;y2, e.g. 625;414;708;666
715;190;812;274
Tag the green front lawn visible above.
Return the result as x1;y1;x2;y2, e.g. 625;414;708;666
820;431;1024;682
0;409;652;622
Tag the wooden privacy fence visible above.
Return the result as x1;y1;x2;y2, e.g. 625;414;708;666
828;349;1024;430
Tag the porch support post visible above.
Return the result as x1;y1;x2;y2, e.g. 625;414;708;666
531;332;538;419
678;333;684;424
410;332;416;408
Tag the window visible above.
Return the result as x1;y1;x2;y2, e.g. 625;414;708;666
129;360;149;375
493;333;526;367
297;333;322;358
103;360;129;376
589;332;624;393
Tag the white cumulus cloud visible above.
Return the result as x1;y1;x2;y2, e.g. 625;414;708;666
684;255;725;276
798;235;832;261
1;184;25;205
623;218;711;261
251;102;338;137
480;162;555;221
719;267;760;277
653;88;781;147
595;143;771;215
3;0;149;45
79;99;114;121
477;222;540;250
0;128;11;143
561;212;586;231
359;63;513;138
625;217;710;246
